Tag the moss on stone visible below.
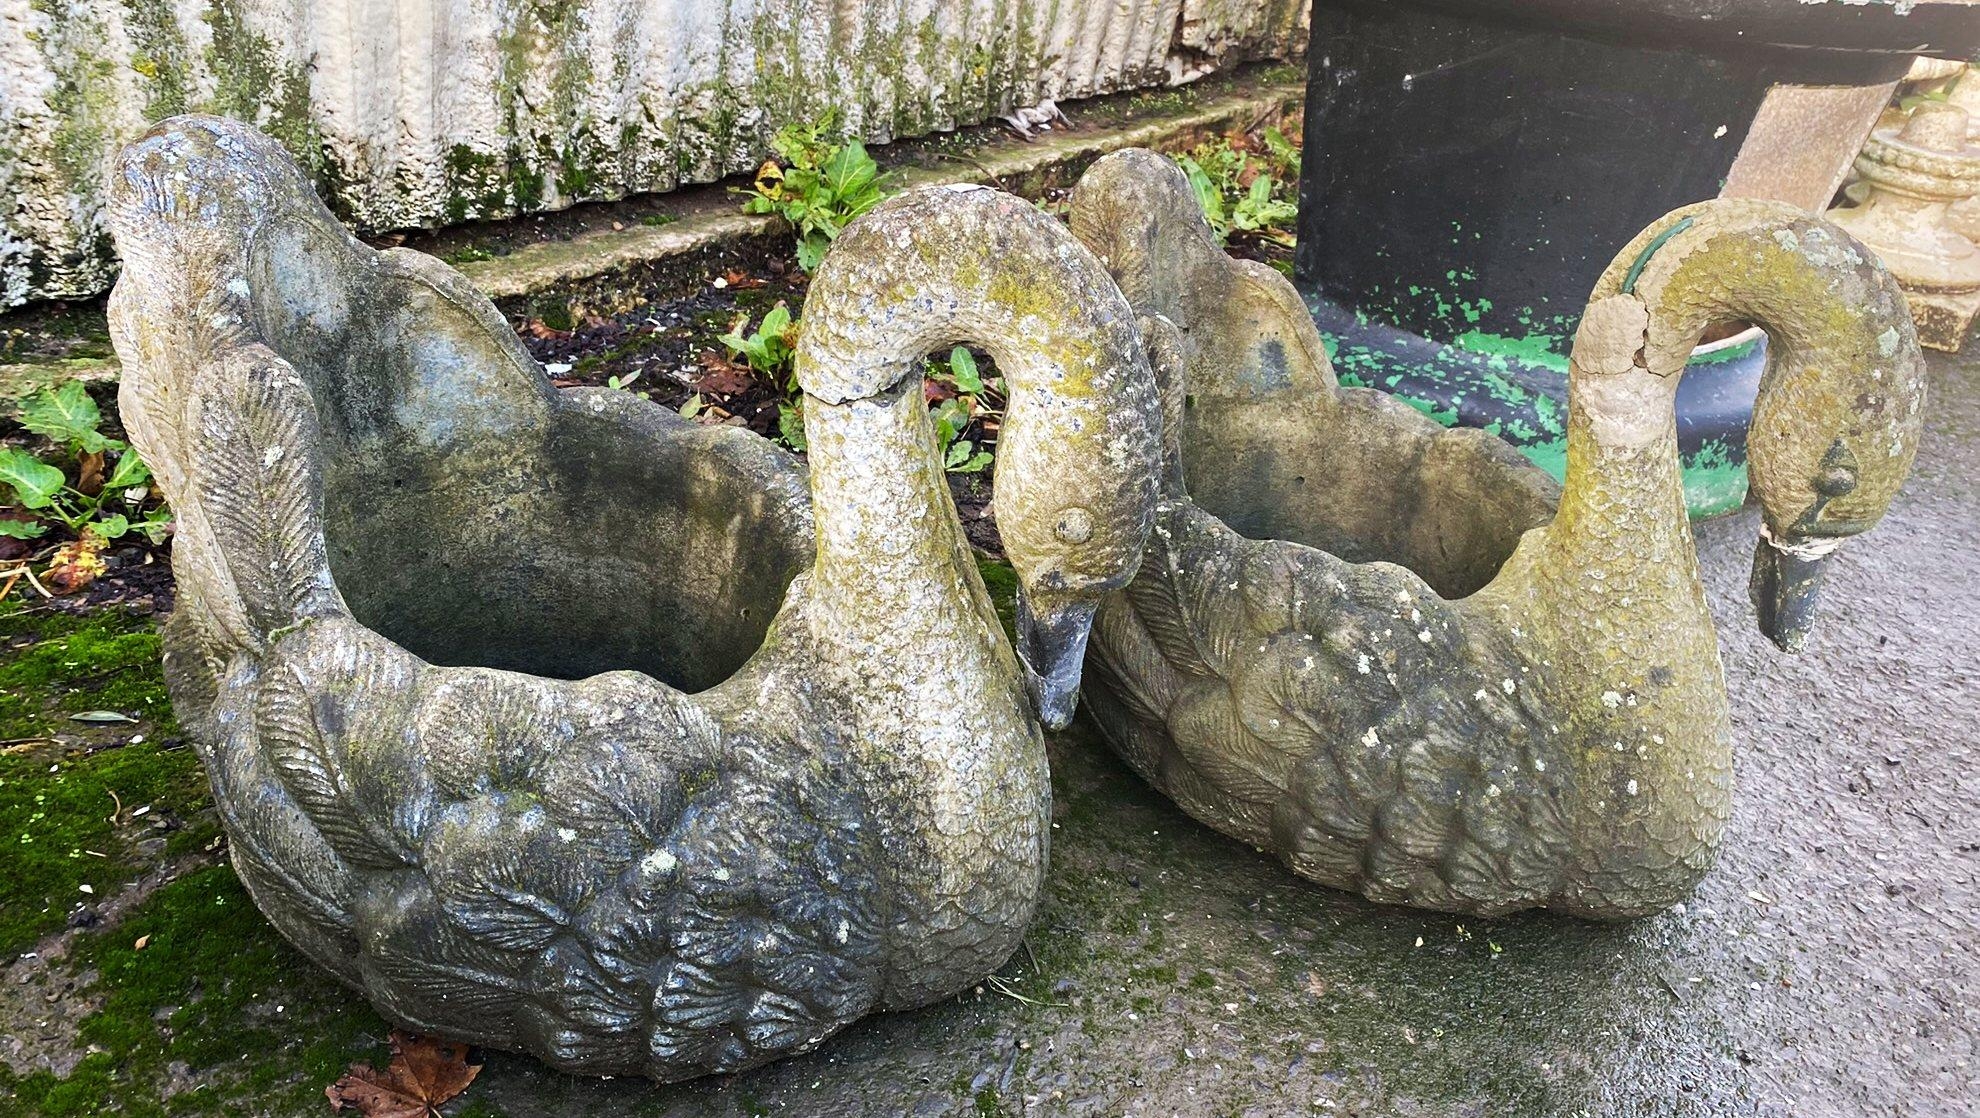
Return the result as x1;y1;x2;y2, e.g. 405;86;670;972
203;1;327;189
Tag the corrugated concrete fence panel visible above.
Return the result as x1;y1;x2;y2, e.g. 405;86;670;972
0;0;1306;307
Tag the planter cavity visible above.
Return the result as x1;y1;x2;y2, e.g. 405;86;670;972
1294;0;1978;516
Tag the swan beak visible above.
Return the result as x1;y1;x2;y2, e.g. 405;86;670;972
1015;589;1098;731
1750;533;1831;653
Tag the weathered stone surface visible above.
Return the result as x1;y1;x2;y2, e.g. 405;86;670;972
1827;101;1980;353
102;115;1159;1080
1071;149;1927;918
0;0;1307;308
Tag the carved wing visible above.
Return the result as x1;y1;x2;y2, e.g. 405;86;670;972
108;116;874;1078
210;619;890;1079
1088;503;1577;914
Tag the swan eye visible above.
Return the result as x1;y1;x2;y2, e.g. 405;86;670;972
1055;507;1094;544
1814;438;1859;498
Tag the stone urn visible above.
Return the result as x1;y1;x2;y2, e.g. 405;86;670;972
1827;100;1980;352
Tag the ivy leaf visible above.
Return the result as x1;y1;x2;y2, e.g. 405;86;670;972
19;381;115;454
0;449;65;509
326;1031;481;1118
760;302;792;341
1263;126;1301;178
1175;155;1225;238
819;140;879;205
138;507;174;545
91;513;131;541
777;400;807;452
931;397;970;447
0;518;46;540
796;234;830;274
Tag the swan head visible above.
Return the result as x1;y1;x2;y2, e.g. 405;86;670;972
1739;234;1925;653
799;185;1164;730
1596;201;1927;654
1745;336;1924;652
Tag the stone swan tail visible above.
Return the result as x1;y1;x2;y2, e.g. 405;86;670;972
106;118;358;729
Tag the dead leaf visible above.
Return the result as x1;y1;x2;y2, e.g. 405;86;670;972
523;318;572;341
133;934;149;950
76;451;105;497
44;534;107;595
326;1030;480;1118
721;269;767;290
694;352;758;398
753;159;784;197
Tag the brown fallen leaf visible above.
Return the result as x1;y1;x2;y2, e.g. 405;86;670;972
694;351;758;398
522;318;572;341
44;534;108;595
76;451;105;497
0;531;36;563
325;1030;480;1118
721;268;767;290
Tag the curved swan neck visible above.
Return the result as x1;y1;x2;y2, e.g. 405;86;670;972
785;184;1159;1006
1540;296;1700;603
802;382;993;650
795;182;1160;610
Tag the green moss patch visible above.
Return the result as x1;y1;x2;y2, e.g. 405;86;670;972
0;605;211;956
0;606;176;740
0;867;388;1117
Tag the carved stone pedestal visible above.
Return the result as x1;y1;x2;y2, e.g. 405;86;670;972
1828;102;1980;352
1946;68;1980;245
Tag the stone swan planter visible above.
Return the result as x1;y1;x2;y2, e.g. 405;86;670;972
104;116;1160;1079
1070;150;1925;919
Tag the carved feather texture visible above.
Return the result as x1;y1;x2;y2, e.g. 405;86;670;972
114;116;1121;1079
190;349;342;636
207;618;896;1080
1091;501;1576;913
